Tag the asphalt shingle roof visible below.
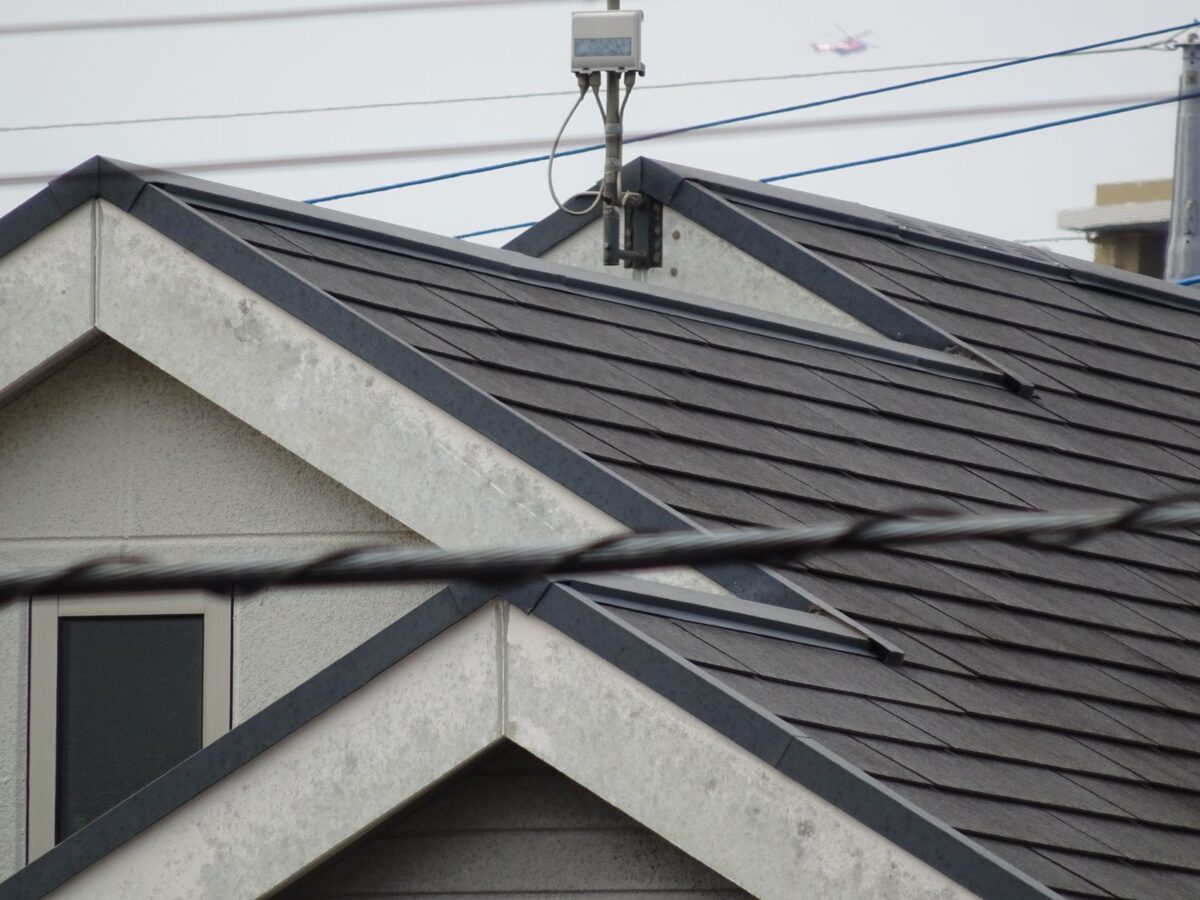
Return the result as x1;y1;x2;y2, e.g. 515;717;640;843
169;167;1200;900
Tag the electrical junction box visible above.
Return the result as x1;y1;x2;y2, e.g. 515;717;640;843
571;10;644;74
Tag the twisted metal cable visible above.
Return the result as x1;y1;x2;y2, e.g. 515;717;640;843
3;496;1200;601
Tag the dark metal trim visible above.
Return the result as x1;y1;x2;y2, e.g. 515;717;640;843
117;174;903;658
504;158;1025;387
640;158;1200;315
534;585;1060;900
177;191;988;384
565;573;873;655
503;201;601;257
0;159;100;259
665;179;1036;396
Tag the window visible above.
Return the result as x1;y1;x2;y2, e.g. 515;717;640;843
28;594;231;859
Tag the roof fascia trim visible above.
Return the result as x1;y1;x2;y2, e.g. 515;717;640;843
563;573;873;656
180;190;944;374
126;183;687;535
1064;254;1200;311
135;161;993;389
119;178;877;630
666;178;1036;396
0;583;500;900
671;179;955;349
648;158;1200;316
534;584;1059;900
0;158;101;259
502;196;606;258
642;160;1070;271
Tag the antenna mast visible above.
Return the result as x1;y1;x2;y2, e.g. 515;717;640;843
551;3;654;267
601;0;629;266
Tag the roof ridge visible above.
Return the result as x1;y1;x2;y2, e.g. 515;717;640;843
172;181;1009;388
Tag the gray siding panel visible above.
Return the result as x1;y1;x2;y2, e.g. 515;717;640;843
278;745;750;898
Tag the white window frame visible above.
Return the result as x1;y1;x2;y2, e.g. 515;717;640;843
27;593;232;861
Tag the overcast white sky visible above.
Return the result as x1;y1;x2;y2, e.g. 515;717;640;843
2;0;1197;259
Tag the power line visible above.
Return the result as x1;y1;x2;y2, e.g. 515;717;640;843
1;496;1197;600
761;91;1200;183
0;46;1162;134
456;221;538;239
2;93;1156;189
1015;236;1091;244
0;0;576;37
454;93;1187;240
303;19;1198;204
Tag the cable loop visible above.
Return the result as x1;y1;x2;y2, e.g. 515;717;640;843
547;80;605;217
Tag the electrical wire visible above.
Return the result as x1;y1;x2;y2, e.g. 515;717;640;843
619;77;635;121
548;84;604;217
0;92;1160;189
455;221;537;239
453;92;1186;241
0;0;576;37
760;91;1200;183
0;45;1165;135
3;495;1199;600
1015;236;1091;244
302;19;1198;204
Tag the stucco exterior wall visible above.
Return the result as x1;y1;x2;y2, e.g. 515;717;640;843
276;742;751;898
0;339;438;878
541;207;882;336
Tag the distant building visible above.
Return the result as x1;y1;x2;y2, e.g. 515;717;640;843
1058;178;1171;277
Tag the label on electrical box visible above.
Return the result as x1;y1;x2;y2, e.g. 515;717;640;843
574;37;632;58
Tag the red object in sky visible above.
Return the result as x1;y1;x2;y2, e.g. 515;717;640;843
812;27;873;56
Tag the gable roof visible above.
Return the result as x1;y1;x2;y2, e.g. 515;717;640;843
0;577;1046;900
4;157;1200;897
507;159;1200;900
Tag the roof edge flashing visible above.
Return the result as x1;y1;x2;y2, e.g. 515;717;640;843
184;190;1004;387
536;587;1055;900
670;181;1036;396
645;158;1200;318
564;573;876;657
0;157;103;259
656;161;1070;274
125;185;857;619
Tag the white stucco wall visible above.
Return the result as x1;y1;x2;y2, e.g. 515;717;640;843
541;207;882;336
0;203;96;403
0;340;443;877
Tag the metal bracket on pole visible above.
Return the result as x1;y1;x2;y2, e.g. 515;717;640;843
623;195;662;268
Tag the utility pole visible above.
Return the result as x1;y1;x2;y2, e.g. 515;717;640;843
602;0;624;266
1165;32;1200;281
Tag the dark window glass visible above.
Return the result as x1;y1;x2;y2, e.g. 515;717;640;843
56;616;204;842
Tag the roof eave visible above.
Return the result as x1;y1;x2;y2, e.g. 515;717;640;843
0;578;1058;900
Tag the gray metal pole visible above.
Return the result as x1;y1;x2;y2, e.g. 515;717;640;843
1165;33;1200;281
602;0;622;265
